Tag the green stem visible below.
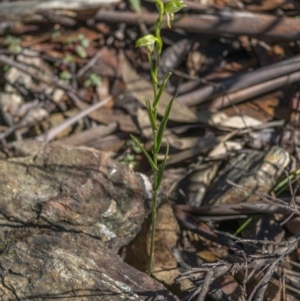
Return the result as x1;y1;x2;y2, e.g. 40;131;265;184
149;185;158;274
148;115;158;275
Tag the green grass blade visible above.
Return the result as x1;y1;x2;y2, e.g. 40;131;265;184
234;218;252;236
130;135;159;171
273;168;300;196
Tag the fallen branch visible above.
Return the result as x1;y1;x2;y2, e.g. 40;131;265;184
0;0;119;20
95;10;300;41
176;54;300;106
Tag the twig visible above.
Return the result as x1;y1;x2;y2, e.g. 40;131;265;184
55;122;118;146
76;48;106;79
35;96;112;143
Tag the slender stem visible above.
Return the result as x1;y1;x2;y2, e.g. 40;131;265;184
148;9;163;276
148;108;158;274
149;183;158;274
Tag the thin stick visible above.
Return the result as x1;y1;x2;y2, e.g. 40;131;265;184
36;96;112;143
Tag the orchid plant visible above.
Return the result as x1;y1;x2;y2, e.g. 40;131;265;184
131;0;186;275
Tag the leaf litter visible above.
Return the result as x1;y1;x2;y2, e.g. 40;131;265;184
1;0;300;300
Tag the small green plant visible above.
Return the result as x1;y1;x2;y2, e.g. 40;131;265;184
84;73;102;88
58;55;75;81
131;0;186;275
51;30;62;39
59;70;72;81
119;139;142;169
3;35;22;54
64;34;90;59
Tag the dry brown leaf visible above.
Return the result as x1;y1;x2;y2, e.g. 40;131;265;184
96;76;110;101
196;250;216;262
122;60;198;123
223;95;279;123
21;33;52;47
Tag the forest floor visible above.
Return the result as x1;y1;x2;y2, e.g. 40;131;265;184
1;0;300;300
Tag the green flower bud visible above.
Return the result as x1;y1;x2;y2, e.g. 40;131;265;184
164;0;186;28
136;34;160;54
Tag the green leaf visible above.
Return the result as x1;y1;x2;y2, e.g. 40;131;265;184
145;98;157;131
3;64;10;72
154;95;175;154
129;0;141;13
130;135;159;171
90;73;102;86
51;30;61;39
9;44;22;54
80;37;90;48
76;45;87;58
65;37;75;45
59;70;72;81
155;143;169;191
64;55;74;63
153;72;171;108
83;79;92;87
